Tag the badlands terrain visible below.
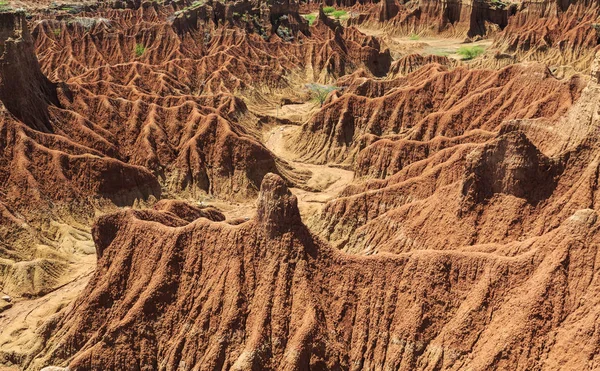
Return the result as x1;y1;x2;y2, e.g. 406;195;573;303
0;0;599;370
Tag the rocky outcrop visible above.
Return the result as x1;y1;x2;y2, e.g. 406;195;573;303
493;0;600;71
389;53;457;76
290;62;583;166
30;174;600;370
256;173;302;235
461;131;561;207
0;11;59;132
350;0;516;38
153;199;226;222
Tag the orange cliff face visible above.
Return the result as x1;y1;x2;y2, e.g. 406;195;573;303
31;173;600;370
0;2;391;297
350;0;600;71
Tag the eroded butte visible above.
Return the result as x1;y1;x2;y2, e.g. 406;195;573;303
1;0;600;370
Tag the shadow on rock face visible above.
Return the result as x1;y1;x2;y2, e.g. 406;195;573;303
0;12;60;133
461;131;563;208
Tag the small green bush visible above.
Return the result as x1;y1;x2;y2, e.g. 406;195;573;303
0;1;12;11
331;10;347;19
135;43;146;57
322;6;335;14
490;0;508;9
302;14;316;26
307;83;337;106
456;45;485;60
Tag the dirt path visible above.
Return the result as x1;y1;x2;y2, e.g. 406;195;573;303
0;255;94;367
264;124;354;218
262;102;318;124
358;27;494;60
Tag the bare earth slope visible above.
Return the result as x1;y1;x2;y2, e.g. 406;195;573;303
31;174;600;371
1;0;600;370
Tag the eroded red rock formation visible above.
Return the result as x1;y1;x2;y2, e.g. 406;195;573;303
30;173;600;370
3;0;600;370
350;0;514;38
0;2;391;298
291;62;583;166
498;1;600;70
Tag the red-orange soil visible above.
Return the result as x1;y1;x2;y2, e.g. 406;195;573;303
1;0;600;370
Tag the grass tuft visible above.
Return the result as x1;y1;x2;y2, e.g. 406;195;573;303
135;43;146;57
302;14;316;26
307;83;337;106
322;6;335;14
456;45;485;60
331;10;347;19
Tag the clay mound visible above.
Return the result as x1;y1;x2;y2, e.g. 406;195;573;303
153;199;225;223
354;130;494;178
311;58;600;255
30;174;600;370
290;62;583;166
460;131;561;207
493;1;600;72
0;0;396;297
389;53;457;77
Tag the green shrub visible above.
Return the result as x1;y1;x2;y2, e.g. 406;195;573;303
456;45;485;60
302;14;316;26
53;28;61;37
135;43;146;57
490;0;508;9
307;83;337;106
409;33;420;40
322;6;335;14
331;10;347;19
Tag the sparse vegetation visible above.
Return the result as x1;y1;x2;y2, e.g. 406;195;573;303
331;10;347;19
490;0;509;9
135;43;146;57
302;14;316;26
307;83;337;106
53;28;61;37
58;4;81;14
409;33;420;41
322;6;335;14
0;1;12;11
457;45;485;60
175;0;204;15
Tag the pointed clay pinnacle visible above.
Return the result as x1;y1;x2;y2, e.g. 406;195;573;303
256;173;302;235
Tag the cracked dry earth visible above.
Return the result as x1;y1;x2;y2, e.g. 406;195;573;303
1;0;600;370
